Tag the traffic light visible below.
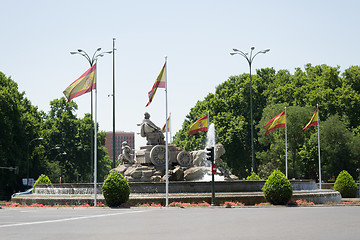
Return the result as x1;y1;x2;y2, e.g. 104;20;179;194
206;147;214;163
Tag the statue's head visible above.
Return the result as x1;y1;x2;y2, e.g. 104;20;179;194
144;112;150;119
122;141;128;146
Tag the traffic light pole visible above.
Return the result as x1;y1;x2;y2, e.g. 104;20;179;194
207;147;216;206
211;167;215;206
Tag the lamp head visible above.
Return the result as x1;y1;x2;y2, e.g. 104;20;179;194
97;48;101;51
260;49;270;54
251;47;255;50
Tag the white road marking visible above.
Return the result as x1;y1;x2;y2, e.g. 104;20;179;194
0;209;150;228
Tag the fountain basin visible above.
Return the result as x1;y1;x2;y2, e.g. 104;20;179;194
11;180;341;206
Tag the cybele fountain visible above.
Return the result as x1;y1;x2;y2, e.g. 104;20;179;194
12;113;341;206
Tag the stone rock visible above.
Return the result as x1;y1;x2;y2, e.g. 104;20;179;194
172;166;184;181
184;166;207;181
150;175;162;182
112;163;131;175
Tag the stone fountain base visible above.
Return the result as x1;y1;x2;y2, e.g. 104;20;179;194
11;180;341;206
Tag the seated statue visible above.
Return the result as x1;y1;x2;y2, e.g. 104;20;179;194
140;112;165;145
117;141;135;164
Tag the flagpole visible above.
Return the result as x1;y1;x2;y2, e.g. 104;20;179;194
317;104;321;189
93;59;98;207
285;107;288;178
164;56;169;207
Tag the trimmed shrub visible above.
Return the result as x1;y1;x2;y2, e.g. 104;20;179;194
102;171;130;207
33;174;51;192
246;172;261;181
262;169;293;205
334;170;358;198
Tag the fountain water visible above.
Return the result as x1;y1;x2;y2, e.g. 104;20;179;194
198;123;225;181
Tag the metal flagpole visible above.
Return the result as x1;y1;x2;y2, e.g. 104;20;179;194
164;56;169;207
94;59;98;207
285;107;288;178
317;104;322;189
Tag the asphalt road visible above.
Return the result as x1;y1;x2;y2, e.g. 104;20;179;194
1;206;359;240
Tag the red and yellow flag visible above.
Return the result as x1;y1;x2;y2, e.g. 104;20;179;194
63;64;96;102
162;116;170;132
189;115;208;136
264;111;285;135
146;62;166;107
303;108;319;134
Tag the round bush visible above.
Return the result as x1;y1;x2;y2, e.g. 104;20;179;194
262;170;293;205
246;172;261;181
334;170;358;198
33;174;51;192
102;171;130;207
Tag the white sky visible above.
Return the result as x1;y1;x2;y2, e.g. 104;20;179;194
1;0;359;149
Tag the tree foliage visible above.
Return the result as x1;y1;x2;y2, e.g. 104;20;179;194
0;72;44;198
0;71;111;199
42;98;111;183
173;64;360;181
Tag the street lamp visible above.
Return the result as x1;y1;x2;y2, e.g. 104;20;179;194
54;152;67;183
230;47;270;172
46;146;60;155
70;48;112;67
27;137;44;187
70;48;112;181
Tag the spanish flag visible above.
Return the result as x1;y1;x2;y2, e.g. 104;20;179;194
146;62;166;107
264;111;285;135
303;108;319;134
162;116;170;132
63;64;96;102
189;115;208;136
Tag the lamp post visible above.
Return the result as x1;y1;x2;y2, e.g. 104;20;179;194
54;152;67;183
70;48;112;181
112;38;116;169
27;137;44;187
230;47;270;172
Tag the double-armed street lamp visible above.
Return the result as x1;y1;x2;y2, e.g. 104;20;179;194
230;47;270;173
70;48;112;67
27;137;44;187
70;48;112;181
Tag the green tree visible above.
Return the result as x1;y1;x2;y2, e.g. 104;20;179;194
257;104;313;179
43;98;111;183
0;72;44;199
319;115;360;180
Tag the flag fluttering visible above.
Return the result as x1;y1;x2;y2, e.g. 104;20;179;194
264;111;285;135
146;62;166;107
303;108;319;134
63;64;96;102
162;116;170;132
189;115;208;136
